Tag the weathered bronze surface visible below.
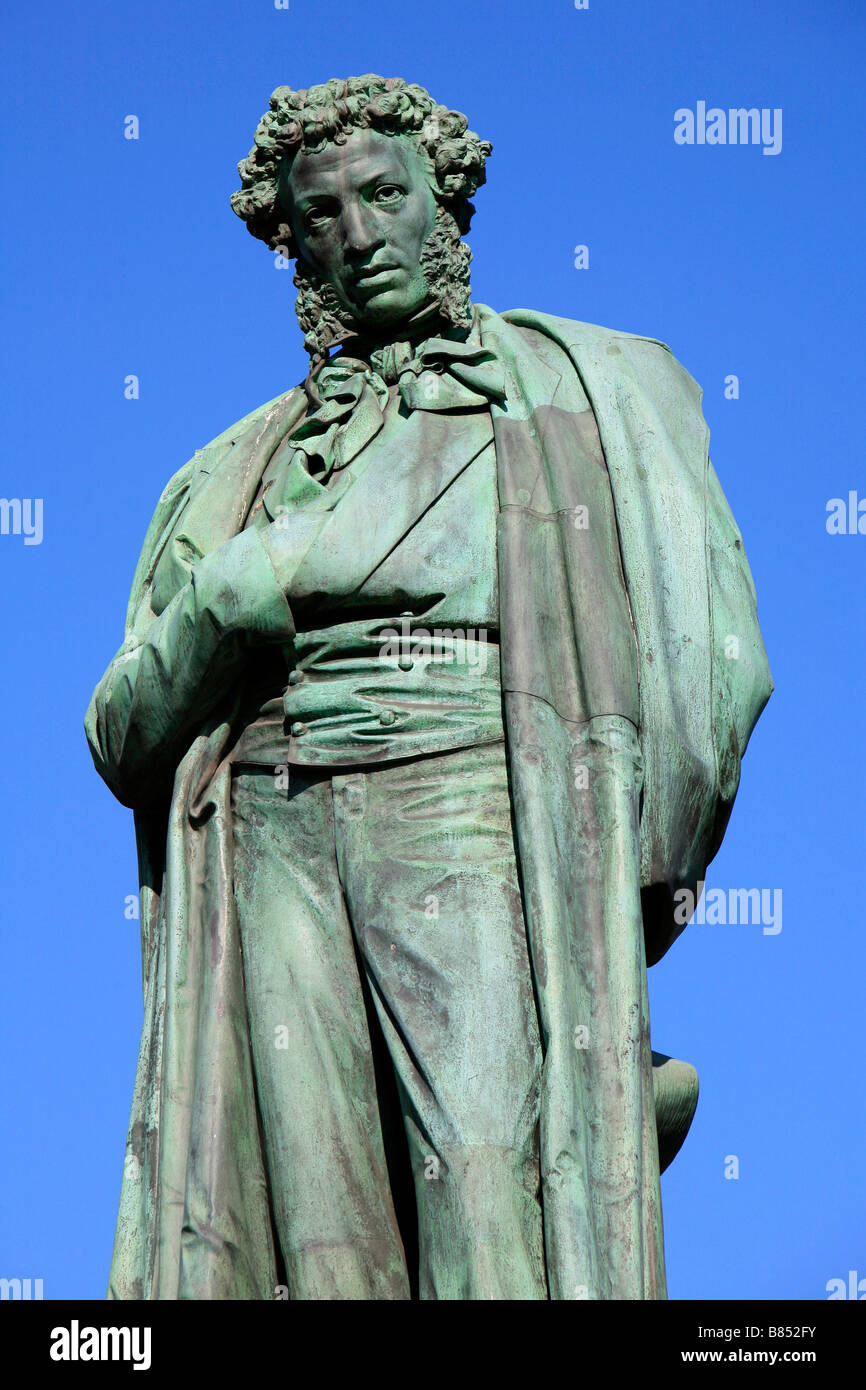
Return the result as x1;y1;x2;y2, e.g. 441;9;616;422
86;76;772;1300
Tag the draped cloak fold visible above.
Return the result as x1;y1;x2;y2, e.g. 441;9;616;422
86;306;772;1300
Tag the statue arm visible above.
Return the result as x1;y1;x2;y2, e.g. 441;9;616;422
84;525;303;809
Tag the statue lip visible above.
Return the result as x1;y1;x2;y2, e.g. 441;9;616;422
351;263;399;286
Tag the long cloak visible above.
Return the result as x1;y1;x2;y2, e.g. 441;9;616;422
85;305;772;1299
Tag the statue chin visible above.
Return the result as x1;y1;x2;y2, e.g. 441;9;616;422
344;291;417;329
346;288;443;338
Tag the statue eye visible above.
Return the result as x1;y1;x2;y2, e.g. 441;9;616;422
373;184;404;205
304;205;335;231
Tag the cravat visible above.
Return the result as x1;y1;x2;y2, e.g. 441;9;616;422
277;334;507;488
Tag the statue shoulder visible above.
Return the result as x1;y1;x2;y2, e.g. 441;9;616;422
125;385;304;632
144;385;303;515
480;304;701;410
482;303;672;355
182;386;304;479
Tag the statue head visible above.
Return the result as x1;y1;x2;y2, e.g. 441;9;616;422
231;76;492;359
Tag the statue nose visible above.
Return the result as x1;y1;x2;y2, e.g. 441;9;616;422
342;203;381;255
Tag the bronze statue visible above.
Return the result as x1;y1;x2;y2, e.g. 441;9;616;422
86;76;772;1300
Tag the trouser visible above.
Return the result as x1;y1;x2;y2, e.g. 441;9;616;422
230;739;547;1300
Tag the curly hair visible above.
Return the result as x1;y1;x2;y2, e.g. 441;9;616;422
230;75;492;259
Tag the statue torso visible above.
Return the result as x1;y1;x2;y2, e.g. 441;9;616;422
235;369;505;767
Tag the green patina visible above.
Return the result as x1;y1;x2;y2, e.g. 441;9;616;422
86;75;771;1301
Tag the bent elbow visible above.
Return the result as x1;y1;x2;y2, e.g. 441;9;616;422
83;694;173;812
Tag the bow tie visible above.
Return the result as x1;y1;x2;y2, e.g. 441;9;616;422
280;334;507;484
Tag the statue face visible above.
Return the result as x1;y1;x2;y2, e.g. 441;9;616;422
281;127;438;329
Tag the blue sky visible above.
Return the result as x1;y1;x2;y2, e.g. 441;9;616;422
1;0;863;1300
